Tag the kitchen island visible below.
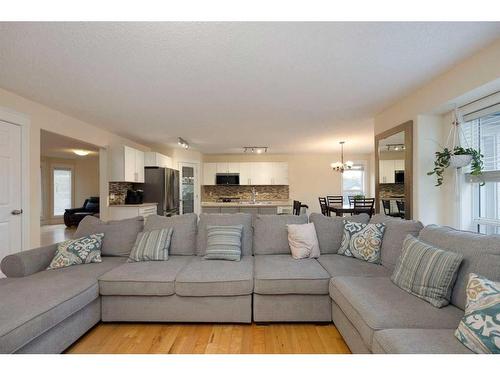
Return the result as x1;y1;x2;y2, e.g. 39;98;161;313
201;200;293;215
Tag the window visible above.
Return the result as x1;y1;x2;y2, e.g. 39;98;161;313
53;167;73;216
342;165;365;204
462;101;500;234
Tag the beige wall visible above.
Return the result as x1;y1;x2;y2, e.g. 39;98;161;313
40;156;100;224
0;87;152;248
203;153;374;213
374;38;500;226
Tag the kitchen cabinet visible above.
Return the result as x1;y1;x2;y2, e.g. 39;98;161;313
379;159;404;183
220;207;240;214
110;145;145;183
108;203;157;220
202;161;289;186
203;163;217;185
216;163;240;173
239;163;252;185
144;152;172;168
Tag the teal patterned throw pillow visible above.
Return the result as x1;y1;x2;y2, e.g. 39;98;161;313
455;273;500;354
48;233;104;270
338;221;385;263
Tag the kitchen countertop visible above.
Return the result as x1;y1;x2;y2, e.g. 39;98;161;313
109;203;158;207
201;200;292;207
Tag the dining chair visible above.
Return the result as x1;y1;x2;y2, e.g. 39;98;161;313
293;200;309;216
348;195;356;207
318;197;329;216
326;195;343;207
382;199;391;215
353;198;375;218
396;200;406;218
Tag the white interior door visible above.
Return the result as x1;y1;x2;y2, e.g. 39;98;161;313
0;120;22;275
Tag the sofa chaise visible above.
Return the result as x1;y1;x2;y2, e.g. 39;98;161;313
1;212;499;354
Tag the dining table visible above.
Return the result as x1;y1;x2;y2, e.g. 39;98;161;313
328;204;374;217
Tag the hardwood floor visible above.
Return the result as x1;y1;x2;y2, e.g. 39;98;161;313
40;224;75;246
66;323;351;354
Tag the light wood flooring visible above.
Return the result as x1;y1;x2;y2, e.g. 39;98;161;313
40;224;75;246
66;323;351;354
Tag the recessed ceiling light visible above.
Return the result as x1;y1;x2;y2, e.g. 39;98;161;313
73;150;90;156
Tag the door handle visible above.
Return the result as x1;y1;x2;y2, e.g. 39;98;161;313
11;209;23;215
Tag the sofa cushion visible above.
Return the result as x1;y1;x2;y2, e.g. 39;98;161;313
0;257;125;353
318;254;390;278
253;215;308;255
254;255;330;295
144;213;197;256
372;329;473;354
75;215;144;257
369;214;424;270
99;256;193;296
309;213;369;254
418;225;500;310
329;276;464;349
196;213;252;256
175;256;253;297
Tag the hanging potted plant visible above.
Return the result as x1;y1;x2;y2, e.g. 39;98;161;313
427;108;484;186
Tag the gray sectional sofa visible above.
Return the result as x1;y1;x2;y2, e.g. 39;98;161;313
1;212;499;354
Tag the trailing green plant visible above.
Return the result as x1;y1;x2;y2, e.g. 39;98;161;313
427;146;484;186
353;194;365;200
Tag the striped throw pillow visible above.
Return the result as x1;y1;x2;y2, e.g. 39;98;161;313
128;227;173;262
391;235;463;308
204;225;243;261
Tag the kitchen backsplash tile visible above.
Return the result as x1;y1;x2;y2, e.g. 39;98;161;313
202;185;289;202
109;182;135;205
379;183;405;199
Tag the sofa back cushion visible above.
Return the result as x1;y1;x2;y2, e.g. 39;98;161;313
253;214;308;255
197;213;253;256
309;213;369;254
418;225;500;310
75;215;143;257
145;213;198;255
370;214;424;270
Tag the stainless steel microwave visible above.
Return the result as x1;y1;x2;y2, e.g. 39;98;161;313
216;173;240;185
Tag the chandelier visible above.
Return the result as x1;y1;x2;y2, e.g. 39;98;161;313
331;141;353;173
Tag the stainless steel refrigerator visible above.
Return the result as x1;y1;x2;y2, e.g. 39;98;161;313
143;167;180;216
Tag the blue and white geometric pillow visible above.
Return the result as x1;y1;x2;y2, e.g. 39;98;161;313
455;273;500;354
48;233;104;270
338;221;385;263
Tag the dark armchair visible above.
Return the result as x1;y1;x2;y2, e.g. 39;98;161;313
64;197;100;227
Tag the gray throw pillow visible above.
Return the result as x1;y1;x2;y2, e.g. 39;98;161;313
128;227;173;262
75;215;144;257
204;225;243;261
391;235;463;308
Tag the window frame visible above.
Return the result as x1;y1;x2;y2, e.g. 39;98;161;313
51;163;75;218
342;163;366;203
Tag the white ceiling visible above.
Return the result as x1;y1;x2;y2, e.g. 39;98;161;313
1;22;499;154
41;130;99;159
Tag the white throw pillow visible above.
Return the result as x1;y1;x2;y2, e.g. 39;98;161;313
287;222;320;259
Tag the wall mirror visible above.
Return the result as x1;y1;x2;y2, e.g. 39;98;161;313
375;121;413;219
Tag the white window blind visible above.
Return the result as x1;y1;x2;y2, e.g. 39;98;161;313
460;93;500;234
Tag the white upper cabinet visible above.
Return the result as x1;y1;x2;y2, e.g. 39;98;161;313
239;163;252;185
144;152;172;168
203;163;217;185
379;159;404;184
271;162;289;185
111;145;145;183
216;163;240;173
202;161;289;185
